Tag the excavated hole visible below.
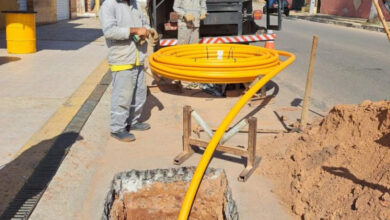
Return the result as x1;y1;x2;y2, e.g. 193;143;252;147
102;167;238;220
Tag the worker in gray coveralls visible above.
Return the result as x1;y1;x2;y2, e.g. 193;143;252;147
173;0;207;44
99;0;156;142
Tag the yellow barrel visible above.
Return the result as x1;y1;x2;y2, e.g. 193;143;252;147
2;11;37;54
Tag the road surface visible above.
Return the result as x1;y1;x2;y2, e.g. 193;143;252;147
256;16;390;112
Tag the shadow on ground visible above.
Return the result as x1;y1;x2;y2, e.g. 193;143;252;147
291;97;325;117
322;166;390;194
377;133;390;148
0;132;83;219
194;147;247;166
139;93;164;123
0;56;21;65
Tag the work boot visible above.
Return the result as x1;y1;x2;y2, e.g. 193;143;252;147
130;122;151;131
111;130;136;142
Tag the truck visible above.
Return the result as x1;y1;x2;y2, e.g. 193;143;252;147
147;0;285;47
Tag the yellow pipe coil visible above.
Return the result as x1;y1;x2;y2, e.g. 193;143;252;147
149;43;296;220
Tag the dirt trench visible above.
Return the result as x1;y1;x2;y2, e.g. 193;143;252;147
106;168;237;220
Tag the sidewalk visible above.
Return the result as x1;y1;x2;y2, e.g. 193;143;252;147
0;18;106;166
0;17;108;216
288;11;389;33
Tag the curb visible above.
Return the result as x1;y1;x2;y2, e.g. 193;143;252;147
14;59;109;158
1;59;111;219
288;15;385;33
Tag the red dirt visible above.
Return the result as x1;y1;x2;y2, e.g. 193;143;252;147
257;100;390;219
109;174;227;220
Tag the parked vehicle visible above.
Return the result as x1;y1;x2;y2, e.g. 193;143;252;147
263;0;290;16
147;0;284;47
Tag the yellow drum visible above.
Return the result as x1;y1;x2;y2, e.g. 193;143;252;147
2;11;37;54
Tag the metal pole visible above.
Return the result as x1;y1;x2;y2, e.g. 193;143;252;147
266;0;270;29
278;0;282;30
153;0;157;30
300;35;318;130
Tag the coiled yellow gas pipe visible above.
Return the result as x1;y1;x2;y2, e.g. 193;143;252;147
149;44;295;219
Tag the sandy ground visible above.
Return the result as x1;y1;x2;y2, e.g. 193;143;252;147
256;100;390;219
30;76;295;219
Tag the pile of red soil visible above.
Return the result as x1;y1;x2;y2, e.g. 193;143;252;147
109;174;228;220
258;100;390;219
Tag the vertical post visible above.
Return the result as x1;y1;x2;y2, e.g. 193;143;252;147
239;116;257;182
277;0;282;30
247;117;257;169
238;2;243;35
372;0;390;42
95;0;100;18
309;0;316;14
266;0;270;29
174;105;194;164
261;86;266;98
153;0;157;31
300;35;318;130
174;105;195;164
183;105;192;153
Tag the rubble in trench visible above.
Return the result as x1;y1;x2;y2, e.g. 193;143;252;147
257;100;390;219
102;167;238;220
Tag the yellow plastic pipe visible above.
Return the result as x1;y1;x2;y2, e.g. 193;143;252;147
149;44;295;219
149;44;283;83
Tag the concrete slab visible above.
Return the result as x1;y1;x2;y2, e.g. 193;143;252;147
31;79;292;219
0;18;107;166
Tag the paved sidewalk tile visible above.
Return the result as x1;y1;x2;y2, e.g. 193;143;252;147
288;12;389;33
0;18;107;166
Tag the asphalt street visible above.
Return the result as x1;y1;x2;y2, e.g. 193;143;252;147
256;16;390;112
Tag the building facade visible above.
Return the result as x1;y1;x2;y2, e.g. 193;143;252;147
320;0;390;20
287;0;390;20
1;0;78;29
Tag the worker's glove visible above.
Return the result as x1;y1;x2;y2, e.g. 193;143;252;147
200;13;207;20
139;39;147;45
148;28;159;46
184;13;195;22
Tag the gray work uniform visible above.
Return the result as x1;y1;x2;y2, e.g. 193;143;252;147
99;0;150;133
173;0;207;45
